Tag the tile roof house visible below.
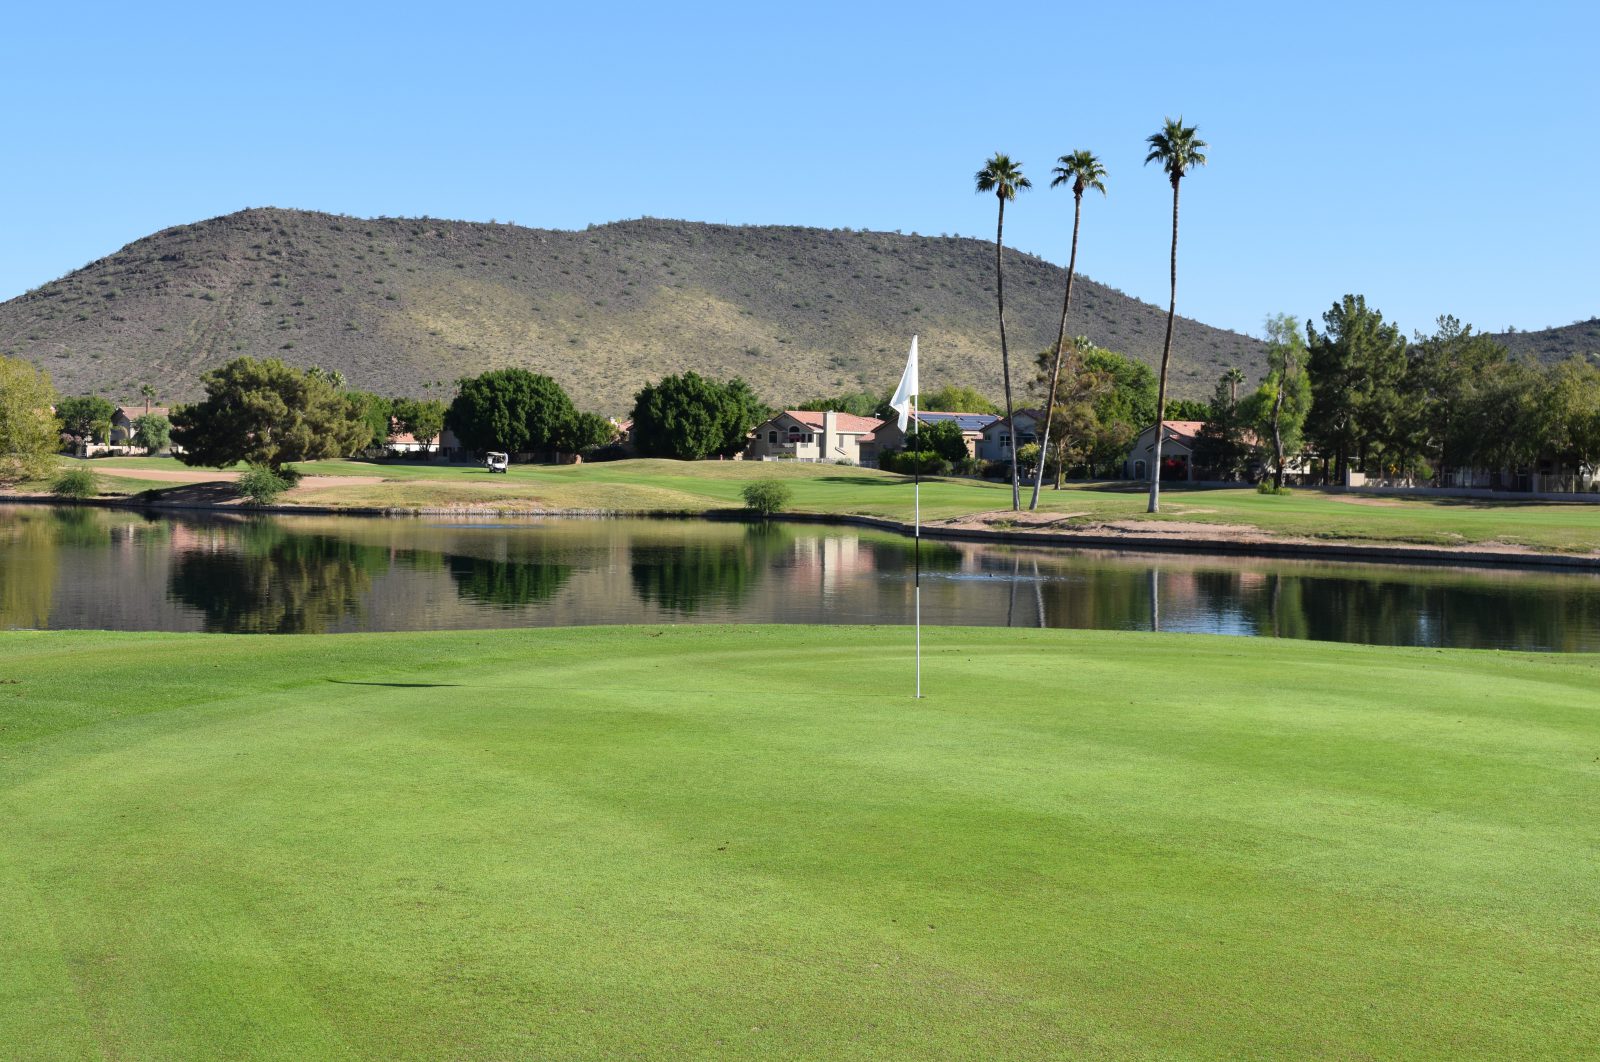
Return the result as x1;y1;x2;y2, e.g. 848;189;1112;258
746;410;885;465
109;405;171;446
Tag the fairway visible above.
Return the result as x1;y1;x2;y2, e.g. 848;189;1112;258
3;626;1598;1059
43;455;1600;554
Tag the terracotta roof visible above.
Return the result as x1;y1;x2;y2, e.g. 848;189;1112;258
783;410;884;434
115;406;170;420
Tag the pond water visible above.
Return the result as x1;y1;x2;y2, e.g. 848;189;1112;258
2;505;1598;651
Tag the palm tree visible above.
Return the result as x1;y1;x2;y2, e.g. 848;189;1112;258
1222;367;1245;408
1143;117;1208;513
975;153;1032;510
1030;150;1107;510
140;383;156;415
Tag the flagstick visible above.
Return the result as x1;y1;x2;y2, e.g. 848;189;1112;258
913;393;921;699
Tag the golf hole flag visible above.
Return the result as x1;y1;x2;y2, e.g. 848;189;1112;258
890;335;922;698
890;335;919;431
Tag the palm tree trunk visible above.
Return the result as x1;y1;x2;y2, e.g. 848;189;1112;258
1148;177;1181;514
1029;191;1084;511
996;196;1020;510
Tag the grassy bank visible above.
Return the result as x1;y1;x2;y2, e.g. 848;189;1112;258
3;625;1598;1058
43;455;1600;554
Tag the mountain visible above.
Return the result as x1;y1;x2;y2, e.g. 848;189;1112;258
0;208;1267;414
1491;318;1600;364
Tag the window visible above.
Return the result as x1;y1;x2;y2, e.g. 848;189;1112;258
768;430;777;443
1135;460;1147;479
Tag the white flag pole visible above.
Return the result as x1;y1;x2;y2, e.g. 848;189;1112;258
914;386;921;700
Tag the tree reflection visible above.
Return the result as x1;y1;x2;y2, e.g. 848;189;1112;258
167;521;388;633
447;553;573;607
629;525;785;614
0;509;58;628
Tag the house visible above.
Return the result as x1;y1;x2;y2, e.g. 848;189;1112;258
109;405;171;446
746;410;884;465
872;411;999;459
383;416;442;455
1120;420;1309;482
976;409;1042;463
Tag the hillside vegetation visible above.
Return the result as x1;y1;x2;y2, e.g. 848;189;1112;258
1;209;1266;413
1493;317;1600;363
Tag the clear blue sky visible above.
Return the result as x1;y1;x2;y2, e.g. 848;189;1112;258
3;0;1595;339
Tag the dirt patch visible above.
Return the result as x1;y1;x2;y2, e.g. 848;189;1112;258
1325;495;1406;507
93;466;238;484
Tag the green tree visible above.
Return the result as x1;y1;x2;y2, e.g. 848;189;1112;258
1081;345;1157;477
139;383;157;414
1255;314;1312;491
1143;117;1208;512
794;391;887;417
1195;373;1254;480
446;369;577;455
630;372;768;460
56;395;116;444
559;410;619;455
1403;315;1508;480
1459;360;1544;474
1164;398;1212;420
920;384;999;414
1029;344;1111;485
170;357;367;472
975;153;1032;509
1305;295;1408;481
0;355;59;483
391;397;447;448
1031;149;1107;510
1539;358;1600;475
904;418;970;464
741;480;793;517
343;391;393;451
131;413;171;455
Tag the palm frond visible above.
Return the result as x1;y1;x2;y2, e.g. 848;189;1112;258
975;153;1030;198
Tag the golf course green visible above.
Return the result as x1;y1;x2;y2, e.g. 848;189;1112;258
4;625;1597;1059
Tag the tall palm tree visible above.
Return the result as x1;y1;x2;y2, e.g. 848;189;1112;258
975;153;1031;510
1222;367;1245;408
1030;150;1107;510
1143;117;1207;513
140;383;156;415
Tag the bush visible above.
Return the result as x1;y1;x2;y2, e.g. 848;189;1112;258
741;479;793;517
1256;482;1293;496
237;464;291;505
882;450;951;476
50;468;98;499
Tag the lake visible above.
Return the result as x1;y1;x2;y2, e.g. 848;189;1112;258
3;505;1598;651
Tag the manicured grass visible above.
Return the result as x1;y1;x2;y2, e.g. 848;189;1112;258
49;455;1600;552
2;625;1598;1059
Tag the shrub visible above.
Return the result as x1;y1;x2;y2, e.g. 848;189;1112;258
1255;482;1293;496
237;464;291;505
51;468;98;499
882;450;951;476
741;479;793;517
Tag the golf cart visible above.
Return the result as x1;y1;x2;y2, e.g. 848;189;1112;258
485;451;509;474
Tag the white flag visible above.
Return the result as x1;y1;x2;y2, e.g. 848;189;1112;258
890;335;919;432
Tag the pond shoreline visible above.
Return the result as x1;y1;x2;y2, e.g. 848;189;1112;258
6;490;1599;573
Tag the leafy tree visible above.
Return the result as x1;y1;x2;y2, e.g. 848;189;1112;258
794;391;887;417
236;464;292;505
344;391;393;451
446;369;577;455
56;395;116;444
559;410;619;454
1403;315;1508;479
0;355;59;482
741;480;793;517
1032;149;1107;509
132;413;171;454
1029;343;1111;485
1254;314;1312;491
920;384;998;414
904;418;970;464
171;357;368;472
1305;295;1408;481
975;152;1032;509
1164;398;1212;421
1079;345;1156;476
51;467;98;499
1459;360;1544;473
630;372;768;460
391;397;447;447
1542;358;1600;473
1195;373;1254;480
1143;117;1208;512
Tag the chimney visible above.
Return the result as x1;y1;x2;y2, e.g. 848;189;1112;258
822;410;838;459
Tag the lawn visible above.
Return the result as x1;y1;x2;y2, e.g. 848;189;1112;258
2;625;1598;1059
58;455;1600;553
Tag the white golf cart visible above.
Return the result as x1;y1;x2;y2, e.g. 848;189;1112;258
485;451;509;474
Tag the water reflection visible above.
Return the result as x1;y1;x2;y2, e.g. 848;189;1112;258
2;505;1598;651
